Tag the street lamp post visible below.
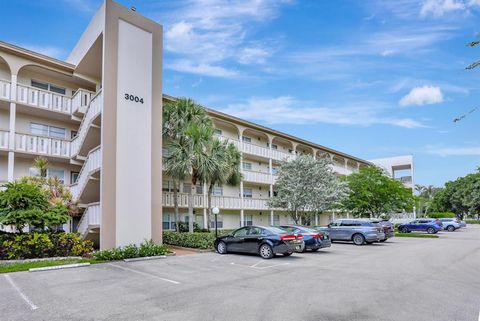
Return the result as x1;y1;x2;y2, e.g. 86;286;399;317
212;207;220;237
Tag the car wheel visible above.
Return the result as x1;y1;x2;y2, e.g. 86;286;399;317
427;227;436;234
399;227;408;233
259;244;274;259
447;225;455;232
352;233;365;246
216;241;227;254
283;252;293;257
379;239;386;242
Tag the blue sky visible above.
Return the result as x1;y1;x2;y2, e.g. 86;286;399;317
1;0;479;187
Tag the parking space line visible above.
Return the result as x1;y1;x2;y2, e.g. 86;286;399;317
256;263;290;269
108;263;180;285
4;275;38;311
250;261;263;268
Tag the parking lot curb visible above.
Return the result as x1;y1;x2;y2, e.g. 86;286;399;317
168;246;214;253
29;263;91;272
123;255;167;262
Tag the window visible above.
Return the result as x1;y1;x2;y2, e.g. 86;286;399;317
183;183;191;193
163;180;176;192
249;227;263;235
47;169;65;183
213;185;223;196
242;136;251;143
243;188;253;198
71;172;79;184
273;214;280;226
30;123;66;139
243;215;253;226
271;167;278;175
268;190;278;197
242;162;252;171
210;217;223;229
271;144;278;150
31;79;66;95
233;227;249;237
162;148;170;157
214;129;222;136
196;185;203;194
162;214;176;230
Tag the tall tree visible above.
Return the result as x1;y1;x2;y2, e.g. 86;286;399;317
163;98;213;232
268;155;346;224
341;166;414;218
203;139;241;230
415;184;441;216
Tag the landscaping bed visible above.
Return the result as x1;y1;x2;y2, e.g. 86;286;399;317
163;230;234;249
0;258;102;274
395;232;439;238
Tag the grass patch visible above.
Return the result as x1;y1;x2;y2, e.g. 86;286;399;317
395;232;439;238
0;258;104;274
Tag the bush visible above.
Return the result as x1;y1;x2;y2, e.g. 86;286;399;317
92;240;169;261
175;221;204;232
427;212;456;218
163;230;235;249
0;232;94;260
465;219;480;224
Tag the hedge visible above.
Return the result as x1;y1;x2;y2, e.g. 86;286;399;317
163;230;235;249
427;212;456;218
0;232;93;260
465;219;480;224
92;240;169;261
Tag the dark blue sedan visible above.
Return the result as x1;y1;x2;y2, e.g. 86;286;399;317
398;219;442;234
280;225;331;252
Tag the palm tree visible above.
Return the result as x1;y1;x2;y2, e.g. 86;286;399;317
415;184;440;216
163;98;213;232
203;139;242;230
33;156;48;179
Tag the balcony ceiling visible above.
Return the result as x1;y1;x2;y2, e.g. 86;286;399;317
74;35;102;84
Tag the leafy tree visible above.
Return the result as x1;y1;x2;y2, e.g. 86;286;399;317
341;166;414;218
163;98;214;232
268;155;346;224
415;184;442;216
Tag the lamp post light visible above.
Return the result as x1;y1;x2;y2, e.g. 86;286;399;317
212;207;220;237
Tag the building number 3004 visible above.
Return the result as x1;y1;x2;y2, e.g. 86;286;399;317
124;93;144;104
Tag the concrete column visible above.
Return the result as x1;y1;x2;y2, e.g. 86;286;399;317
240;209;244;227
203;182;208;229
240;181;244;226
315;213;319;226
332;210;336;221
344;158;348;170
270;210;274;226
7;152;14;182
203;208;207;230
346;212;350;219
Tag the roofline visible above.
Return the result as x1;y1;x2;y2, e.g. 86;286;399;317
0;41;75;72
163;94;372;165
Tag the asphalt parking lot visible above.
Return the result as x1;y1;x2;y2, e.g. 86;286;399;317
1;226;479;321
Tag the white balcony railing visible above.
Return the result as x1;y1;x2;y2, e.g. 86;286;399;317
162;192;270;210
162;192;204;208
71;89;93;115
0;130;8;149
211;195;242;209
241;141;271;159
271;148;296;161
16;84;71;114
242;170;272;184
0;79;11;100
217;135;296;161
71;90;102;157
15;133;70;157
77;203;100;237
70;147;101;200
243;197;269;210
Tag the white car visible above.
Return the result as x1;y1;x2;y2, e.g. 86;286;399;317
439;218;461;232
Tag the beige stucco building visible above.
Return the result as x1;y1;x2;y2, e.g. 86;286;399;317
0;0;413;249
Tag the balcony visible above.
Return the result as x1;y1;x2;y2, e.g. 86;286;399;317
16;84;72;114
77;203;100;238
217;135;295;161
396;176;413;186
242;170;272;185
0;79;11;100
15;132;70;158
70;146;101;201
71;89;93;116
161;192;269;210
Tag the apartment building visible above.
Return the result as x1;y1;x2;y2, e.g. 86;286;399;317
0;0;411;249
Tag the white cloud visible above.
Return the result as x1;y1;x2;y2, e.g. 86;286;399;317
166;59;239;78
160;0;290;77
219;96;425;128
420;0;480;16
428;146;480;156
16;44;66;60
399;86;444;106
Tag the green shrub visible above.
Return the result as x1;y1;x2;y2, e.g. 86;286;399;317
465;219;480;224
163;232;216;249
0;232;94;260
427;212;456;218
92;240;169;261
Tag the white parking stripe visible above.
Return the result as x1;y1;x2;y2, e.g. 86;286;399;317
108;263;180;284
250;261;263;268
4;275;38;311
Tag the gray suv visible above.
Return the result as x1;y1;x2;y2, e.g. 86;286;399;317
317;219;385;246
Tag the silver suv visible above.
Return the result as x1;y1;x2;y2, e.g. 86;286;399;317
317;219;385;246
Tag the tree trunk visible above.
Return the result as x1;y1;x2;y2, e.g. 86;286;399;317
173;180;180;232
207;184;213;231
188;180;195;233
